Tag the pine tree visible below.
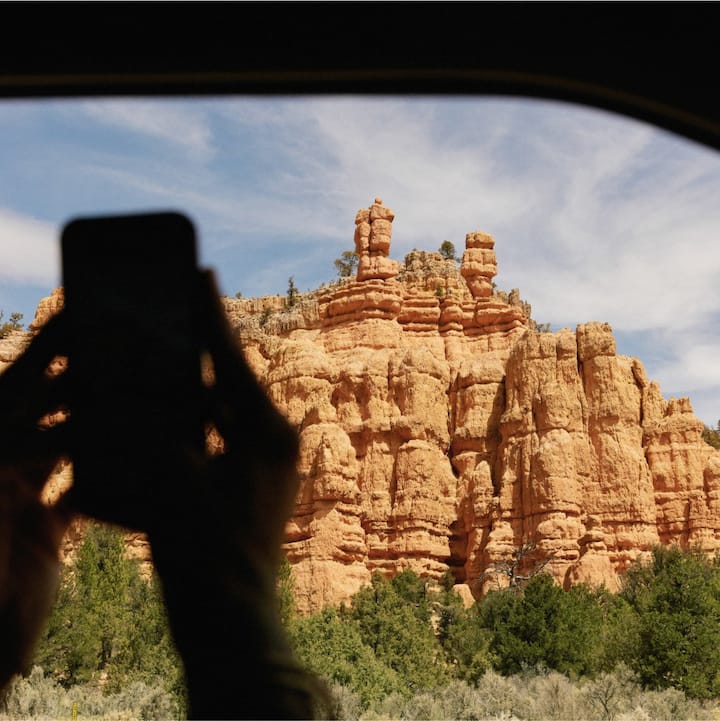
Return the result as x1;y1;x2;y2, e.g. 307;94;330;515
34;523;184;708
286;276;299;308
333;250;359;278
438;240;457;262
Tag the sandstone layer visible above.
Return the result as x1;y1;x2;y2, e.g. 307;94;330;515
6;197;719;613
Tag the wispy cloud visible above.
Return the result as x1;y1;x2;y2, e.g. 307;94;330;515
0;96;718;423
80;100;215;161
490;105;720;335
0;208;58;285
655;337;720;394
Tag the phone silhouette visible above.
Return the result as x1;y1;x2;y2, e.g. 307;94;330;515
61;211;205;530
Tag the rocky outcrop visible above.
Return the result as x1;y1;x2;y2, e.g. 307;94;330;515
28;286;64;331
355;198;401;282
230;199;720;611
6;198;720;613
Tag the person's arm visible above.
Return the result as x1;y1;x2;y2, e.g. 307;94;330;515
148;272;323;720
0;312;73;691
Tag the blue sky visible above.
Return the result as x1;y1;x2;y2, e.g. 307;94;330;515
0;96;718;427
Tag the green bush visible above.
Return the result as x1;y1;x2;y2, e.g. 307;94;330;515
350;571;449;692
33;523;185;712
436;594;493;684
702;421;720;450
27;524;720;718
620;545;720;699
478;573;608;678
438;240;457;262
285;550;720;715
0;311;23;339
286;276;299;307
289;606;405;709
334;250;359;278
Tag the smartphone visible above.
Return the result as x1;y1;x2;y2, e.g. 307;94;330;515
61;211;205;531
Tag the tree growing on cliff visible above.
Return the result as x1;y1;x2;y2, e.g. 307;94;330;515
0;310;23;338
481;540;555;589
286;276;299;308
438;240;458;262
702;421;720;450
334;250;359;278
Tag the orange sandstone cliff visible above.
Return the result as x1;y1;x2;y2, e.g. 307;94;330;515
225;198;720;612
6;197;720;613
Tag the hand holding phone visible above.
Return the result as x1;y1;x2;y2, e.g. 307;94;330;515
61;211;205;531
4;215;318;718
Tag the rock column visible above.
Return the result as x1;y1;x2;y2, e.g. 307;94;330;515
356;198;400;281
460;231;497;298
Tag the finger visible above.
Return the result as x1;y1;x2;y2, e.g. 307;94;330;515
204;384;296;468
0;373;70;443
0;423;71;470
197;271;297;456
197;270;255;384
0;312;69;394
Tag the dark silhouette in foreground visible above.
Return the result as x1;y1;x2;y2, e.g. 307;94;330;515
0;270;322;719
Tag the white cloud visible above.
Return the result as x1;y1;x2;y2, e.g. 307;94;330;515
650;336;720;427
225;97;536;254
0;208;58;285
656;345;720;394
493;108;720;336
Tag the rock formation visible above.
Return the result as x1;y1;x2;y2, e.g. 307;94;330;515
6;197;720;613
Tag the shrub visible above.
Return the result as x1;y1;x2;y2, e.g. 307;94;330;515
0;311;23;339
323;683;363;721
438;240;457;262
472;669;523;718
517;670;584;721
581;664;640;721
350;571;449;692
33;523;185;712
0;667;181;721
702;421;720;450
334;250;359;278
620;546;720;699
289;606;405;710
632;686;713;720
286;276;299;307
479;573;606;677
437;598;493;684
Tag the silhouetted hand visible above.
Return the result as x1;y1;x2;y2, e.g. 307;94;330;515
146;271;321;720
0;312;74;691
0;273;322;719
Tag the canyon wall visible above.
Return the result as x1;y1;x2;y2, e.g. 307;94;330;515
6;197;720;613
